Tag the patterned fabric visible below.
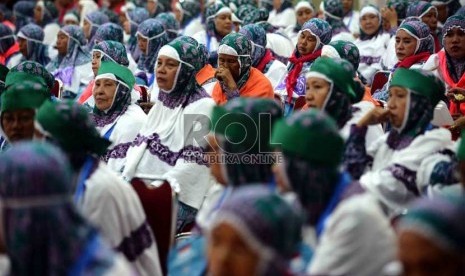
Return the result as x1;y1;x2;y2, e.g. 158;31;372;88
13;1;35;32
46;25;90;87
18;23;50;66
210;98;282;186
205;2;231;38
36;100;111;155
93;23;124;44
239;24;267;67
211;185;302;274
137;18;168;73
174;35;208;71
8;61;55;90
323;0;349;35
442;15;465;83
85;11;110;50
126;8;149;59
92;62;135;128
0;23;15;54
179;0;201;28
398;196;465;254
0;142;116;276
156;12;180;41
359;5;383;41
322;40;360;70
343;125;374;179
93;40;130;66
218;33;252;90
387;0;409;21
397;20;435;54
157;39;209;108
37;0;59;26
1;80;49;112
406;1;436;19
240;5;270;26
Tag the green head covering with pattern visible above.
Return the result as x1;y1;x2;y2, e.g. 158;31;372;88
96;61;135;89
36;100;111;155
390;68;444;107
5;61;55;91
1;80;49;112
322;40;360;71
210;98;282;186
271;109;344;167
218;32;252;89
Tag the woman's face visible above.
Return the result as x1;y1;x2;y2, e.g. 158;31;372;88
137;34;148;54
91;51;101;76
296;8;313;27
156;55;180;91
18;37;28;58
34;5;43;24
297;31;317;55
360;13;380;36
56;31;69;56
214;13;232;37
421;8;438;32
387;86;408;128
207;222;260;276
64;19;78;26
123;19;131;35
1;109;36;143
218;54;240;81
305;76;331;109
435;4;448;23
147;1;157;15
83;19;92;39
272;0;281;11
398;230;465;276
444;27;465;60
342;0;353;14
93;78;118;111
395;29;418;61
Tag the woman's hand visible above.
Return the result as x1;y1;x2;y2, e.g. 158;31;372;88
215;66;238;91
357;107;391;127
381;7;398;30
450;116;465;131
447;87;465;102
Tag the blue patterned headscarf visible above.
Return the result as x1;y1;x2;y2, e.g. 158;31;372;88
0;142;117;275
239;24;267;67
46;25;90;87
0;23;15;54
125;7;150;60
93;23;124;44
301;18;333;50
155;12;180;41
397;20;435;54
84;11;110;50
406;1;437;19
93;40;130;66
136;18;168;73
13;1;35;32
36;0;59;26
17;23;50;66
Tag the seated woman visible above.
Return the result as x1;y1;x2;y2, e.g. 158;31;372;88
271;109;396;276
93;22;125;45
239;24;287;89
321;0;355;42
305;57;384;148
46;25;93;99
342;0;360;36
34;0;60;46
136;18;168;87
177;0;202;37
355;5;390;85
155;12;180;42
0;142;133;275
122;39;215;232
17;23;50;66
35;100;162;276
344;68;455;214
92;61;146;174
397;196;465;276
267;0;296;29
284;0;315;45
374;20;435;101
211;33;274;105
406;1;441;53
123;8;149;63
0;80;49;152
207;186;303;276
82;11;110;50
0;23;21;68
274;18;332;115
192;2;233;66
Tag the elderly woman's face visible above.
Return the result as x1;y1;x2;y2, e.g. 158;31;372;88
207;222;259;276
93;78;118;111
91;51;102;76
297;31;317;55
214;13;232;37
395;29;418;61
156;55;180;92
218;53;240;81
444;27;465;60
56;31;69;56
1;109;36;143
137;34;148;54
398;230;465;276
34;5;42;24
360;13;380;36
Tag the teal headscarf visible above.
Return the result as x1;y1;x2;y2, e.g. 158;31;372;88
218;33;252;90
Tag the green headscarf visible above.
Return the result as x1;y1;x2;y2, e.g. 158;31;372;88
218;33;252;89
36;100;110;155
5;61;55;91
1;81;49;112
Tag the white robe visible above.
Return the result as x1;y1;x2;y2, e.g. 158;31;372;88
266;32;295;61
343;11;360;36
268;8;296;30
355;33;390;84
264;59;287;89
182;16;204;37
192;30;220;53
81;161;163;276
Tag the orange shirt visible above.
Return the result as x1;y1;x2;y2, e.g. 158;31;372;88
196;64;216;86
363;86;381;107
212;67;274;105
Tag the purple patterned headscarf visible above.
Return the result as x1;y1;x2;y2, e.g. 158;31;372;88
17;23;50;66
397;20;435;54
442;15;465;83
84;11;110;49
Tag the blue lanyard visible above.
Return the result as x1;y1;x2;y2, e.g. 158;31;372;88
69;233;100;276
206;33;212;52
74;156;95;205
315;172;353;238
103;123;117;140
